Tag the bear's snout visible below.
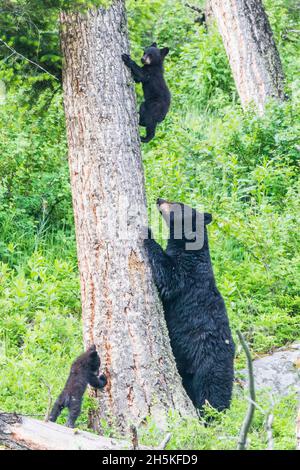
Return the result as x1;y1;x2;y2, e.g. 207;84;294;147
141;55;151;65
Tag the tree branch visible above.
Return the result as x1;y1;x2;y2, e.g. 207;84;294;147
237;330;256;450
0;38;59;80
158;433;172;450
266;412;274;450
40;378;53;422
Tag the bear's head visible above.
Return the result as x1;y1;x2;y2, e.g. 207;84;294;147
157;198;212;253
141;43;169;66
86;344;101;372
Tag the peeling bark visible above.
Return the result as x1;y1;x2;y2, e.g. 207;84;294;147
211;0;285;113
60;1;195;434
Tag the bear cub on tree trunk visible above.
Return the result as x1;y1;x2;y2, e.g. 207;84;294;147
49;345;107;428
122;43;171;143
144;199;235;413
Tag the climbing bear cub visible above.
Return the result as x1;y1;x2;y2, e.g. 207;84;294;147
122;43;171;143
49;345;107;428
144;199;235;412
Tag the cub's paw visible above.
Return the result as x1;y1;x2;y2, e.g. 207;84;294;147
99;374;107;389
121;53;131;64
140;135;153;143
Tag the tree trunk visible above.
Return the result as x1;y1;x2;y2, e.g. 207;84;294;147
210;0;285;113
59;1;195;435
205;0;214;24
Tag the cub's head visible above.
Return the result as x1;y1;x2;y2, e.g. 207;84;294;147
141;43;169;66
86;344;100;372
157;198;212;252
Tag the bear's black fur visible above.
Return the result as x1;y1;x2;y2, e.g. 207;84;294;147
122;43;171;143
144;199;235;412
49;345;107;428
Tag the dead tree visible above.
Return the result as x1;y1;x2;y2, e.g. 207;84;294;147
210;0;285;113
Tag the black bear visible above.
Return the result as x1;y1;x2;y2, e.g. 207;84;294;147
122;43;171;143
49;345;107;428
144;199;235;412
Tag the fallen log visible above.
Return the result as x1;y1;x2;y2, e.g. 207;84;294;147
0;413;150;450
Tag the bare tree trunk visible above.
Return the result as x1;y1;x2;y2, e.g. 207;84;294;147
60;1;195;435
210;0;285;113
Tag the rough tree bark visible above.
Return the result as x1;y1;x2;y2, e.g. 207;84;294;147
205;0;214;24
210;0;285;113
60;1;195;434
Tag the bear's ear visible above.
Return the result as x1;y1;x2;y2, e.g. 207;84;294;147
151;42;158;48
89;350;98;358
204;213;212;225
160;47;169;58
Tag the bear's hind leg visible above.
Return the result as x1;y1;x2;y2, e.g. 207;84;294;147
66;396;82;428
182;373;196;405
192;369;232;413
141;123;157;143
49;395;66;423
139;103;147;127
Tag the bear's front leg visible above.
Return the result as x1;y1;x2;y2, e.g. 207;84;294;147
121;54;145;83
143;229;178;301
89;373;107;389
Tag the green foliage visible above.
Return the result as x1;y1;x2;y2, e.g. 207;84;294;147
140;391;298;450
0;1;111;83
0;84;74;266
0;253;85;422
0;0;299;450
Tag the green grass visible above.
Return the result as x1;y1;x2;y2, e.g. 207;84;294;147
0;0;299;450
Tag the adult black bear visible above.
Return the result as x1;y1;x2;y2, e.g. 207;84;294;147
122;43;171;143
144;199;235;412
49;345;107;428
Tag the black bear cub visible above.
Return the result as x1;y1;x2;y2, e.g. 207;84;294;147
144;199;235;412
122;43;171;143
49;345;107;428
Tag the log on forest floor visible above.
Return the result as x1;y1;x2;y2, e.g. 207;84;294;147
0;413;151;450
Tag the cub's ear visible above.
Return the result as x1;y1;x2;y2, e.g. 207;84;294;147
160;47;170;58
151;42;158;47
204;213;212;225
89;350;98;358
